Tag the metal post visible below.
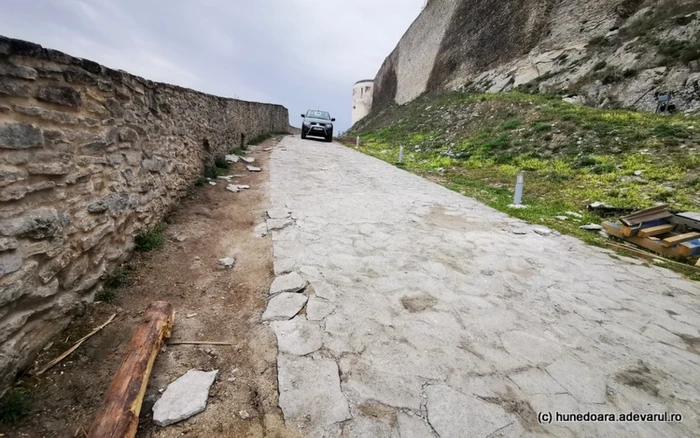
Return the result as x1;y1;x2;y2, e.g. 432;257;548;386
399;145;404;164
514;171;524;205
356;136;359;149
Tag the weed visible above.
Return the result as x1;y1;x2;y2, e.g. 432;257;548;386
501;120;522;130
532;122;552;132
600;67;624;85
588;35;613;48
214;156;229;169
248;131;286;145
655;38;700;64
593;61;608;71
653;123;689;138
194;176;206;187
0;388;31;424
103;267;131;289
95;288;117;303
228;147;245;156
623;68;639;78
135;223;167;252
203;165;229;179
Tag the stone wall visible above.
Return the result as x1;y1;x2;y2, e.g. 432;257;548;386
0;35;289;393
372;0;700;113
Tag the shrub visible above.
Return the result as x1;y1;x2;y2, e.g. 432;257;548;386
653;123;689;138
588;36;612;48
0;388;31;424
103;268;131;290
95;288;117;303
600;67;623;85
501;120;522;130
214;156;229;169
623;68;639;78
532;122;553;132
135;223;167;252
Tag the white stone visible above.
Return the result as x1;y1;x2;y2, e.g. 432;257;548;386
217;175;233;180
239;410;250;420
306;297;336;321
262;293;308;321
580;224;604;231
273;258;296;275
565;211;583;219
152;370;218;427
277;354;351;431
426;384;516;437
241;157;255;163
554;215;569;221
534;228;553;236
272;317;323;355
267;218;293;231
218;257;235;268
208;181;216;186
226;184;240;193
507;204;528;209
225;154;239;163
267;208;291;219
237;185;250;190
269;272;307;295
634;170;644;176
547;358;607;404
246;165;261;172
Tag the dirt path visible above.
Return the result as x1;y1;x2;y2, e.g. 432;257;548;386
3;137;299;438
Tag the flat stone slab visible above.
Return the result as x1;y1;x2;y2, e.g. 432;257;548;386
546;358;607;404
153;370;218;427
273;258;296;275
226;185;239;193
267;208;291;219
580;224;604;231
241;156;255;163
270;272;307;295
246;165;261;172
267;218;293;231
306;296;336;321
262;293;308;321
225;154;239;163
237;185;250;190
272;317;323;356
217;175;233;180
426;384;517;437
277;354;351;427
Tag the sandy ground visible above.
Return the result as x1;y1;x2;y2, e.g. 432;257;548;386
2;137;299;438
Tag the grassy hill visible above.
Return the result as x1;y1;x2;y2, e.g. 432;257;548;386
343;92;700;275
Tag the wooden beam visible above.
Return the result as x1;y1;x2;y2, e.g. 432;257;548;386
603;222;685;258
620;204;669;226
87;302;175;438
638;224;675;238
605;242;700;274
621;219;670;237
677;239;700;257
662;232;700;248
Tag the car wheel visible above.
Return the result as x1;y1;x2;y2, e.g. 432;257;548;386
301;131;306;139
326;131;333;142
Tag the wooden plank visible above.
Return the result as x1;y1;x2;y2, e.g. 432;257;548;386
677;212;700;222
602;222;685;258
638;224;675;238
670;213;700;231
662;232;700;248
620;204;669;226
620;210;672;226
87;302;175;438
622;219;670;237
677;239;700;257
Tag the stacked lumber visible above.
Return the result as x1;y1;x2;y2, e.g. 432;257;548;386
602;205;700;259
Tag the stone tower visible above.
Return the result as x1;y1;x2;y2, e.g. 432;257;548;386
352;80;374;126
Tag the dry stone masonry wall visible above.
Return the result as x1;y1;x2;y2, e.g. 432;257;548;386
0;35;289;393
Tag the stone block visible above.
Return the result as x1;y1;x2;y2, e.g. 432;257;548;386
118;127;139;142
0;251;22;278
27;162;72;175
262;293;308;321
0;82;30;97
0;122;44;149
269;272;307;295
0;62;37;80
0;238;18;252
152;370;218;427
0;208;68;240
37;86;82;107
271;317;323;356
105;98;124;117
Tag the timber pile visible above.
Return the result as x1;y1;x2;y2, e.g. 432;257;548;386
602;205;700;260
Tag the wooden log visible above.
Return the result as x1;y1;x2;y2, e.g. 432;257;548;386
662;232;700;248
87;301;175;438
637;224;676;238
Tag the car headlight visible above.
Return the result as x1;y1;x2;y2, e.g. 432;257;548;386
303;121;310;126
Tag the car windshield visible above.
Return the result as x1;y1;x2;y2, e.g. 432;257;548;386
307;110;331;120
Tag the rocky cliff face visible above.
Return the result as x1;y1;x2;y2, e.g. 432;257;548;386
0;36;289;394
372;0;700;114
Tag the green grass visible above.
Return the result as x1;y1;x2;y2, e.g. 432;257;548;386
344;91;700;276
0;388;31;424
134;223;167;252
94;288;117;303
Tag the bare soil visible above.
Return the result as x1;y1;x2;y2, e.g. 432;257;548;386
1;137;300;438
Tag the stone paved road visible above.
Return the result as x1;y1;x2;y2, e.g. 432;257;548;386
266;136;700;438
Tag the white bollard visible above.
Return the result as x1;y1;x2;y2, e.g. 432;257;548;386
514;171;524;205
399;145;404;164
356;136;359;149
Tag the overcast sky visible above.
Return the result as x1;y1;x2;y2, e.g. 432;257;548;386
0;0;424;132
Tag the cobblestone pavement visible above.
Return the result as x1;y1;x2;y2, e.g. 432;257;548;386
266;136;700;438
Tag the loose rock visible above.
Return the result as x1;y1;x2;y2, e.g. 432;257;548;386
218;257;235;268
270;272;307;295
267;208;291;219
246;165;261;172
152;369;218;427
272;317;323;356
580;224;603;231
241;157;255;163
226;185;240;193
225;154;239;163
239;410;250;420
262;293;308;321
